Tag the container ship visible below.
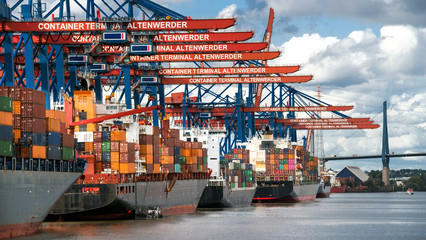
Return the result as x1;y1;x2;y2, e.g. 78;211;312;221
247;129;320;203
0;87;84;238
48;91;209;220
180;127;256;208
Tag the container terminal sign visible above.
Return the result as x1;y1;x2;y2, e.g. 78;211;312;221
0;19;235;32
161;76;312;84
158;66;300;75
130;52;280;62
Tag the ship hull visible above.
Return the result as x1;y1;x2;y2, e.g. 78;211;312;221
48;178;209;219
0;170;82;238
252;181;320;203
316;184;331;198
330;186;345;193
198;183;256;208
131;179;209;216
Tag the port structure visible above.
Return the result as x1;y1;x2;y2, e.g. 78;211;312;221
1;0;379;157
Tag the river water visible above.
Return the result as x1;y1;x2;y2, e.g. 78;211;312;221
18;192;426;240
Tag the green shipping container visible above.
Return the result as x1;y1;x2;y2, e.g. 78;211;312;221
180;156;186;165
274;148;280;154
242;182;246;188
0;96;12;113
202;156;208;164
0;140;13;157
102;142;111;152
231;182;235;189
234;163;240;170
62;147;75;160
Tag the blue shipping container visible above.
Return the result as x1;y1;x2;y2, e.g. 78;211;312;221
102;152;111;162
21;132;46;146
0;125;13;141
102;131;110;142
47;145;61;160
77;142;85;152
47;132;62;146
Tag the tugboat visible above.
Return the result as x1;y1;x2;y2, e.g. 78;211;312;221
406;188;414;195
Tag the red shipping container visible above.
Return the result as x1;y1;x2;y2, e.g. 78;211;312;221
95;153;102;162
93;132;102;142
10;86;22;101
0;86;9;97
119;142;128;153
21;117;46;133
153;126;160;135
12;115;21;129
93;142;102;152
120;153;128;163
128;153;135;163
62;133;74;147
21;103;45;118
111;142;120;152
128;143;135;153
21;88;45;105
60;123;66;134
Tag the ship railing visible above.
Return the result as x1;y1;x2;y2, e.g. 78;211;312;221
0;156;85;174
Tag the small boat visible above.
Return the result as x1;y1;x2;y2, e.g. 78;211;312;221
406;189;414;195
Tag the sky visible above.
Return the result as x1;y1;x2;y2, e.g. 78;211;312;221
8;0;426;171
155;0;426;172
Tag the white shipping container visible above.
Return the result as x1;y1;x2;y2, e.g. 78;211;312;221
74;132;94;142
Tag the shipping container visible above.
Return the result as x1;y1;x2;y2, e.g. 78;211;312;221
0;96;12;112
21;88;45;104
0;125;13;141
20;132;47;146
62;147;75;160
0;140;13;156
21;117;46;133
0;111;12;126
20;103;45;118
47;132;61;146
47;145;61;160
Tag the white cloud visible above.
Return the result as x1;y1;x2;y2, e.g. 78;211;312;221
216;4;237;19
266;25;426;170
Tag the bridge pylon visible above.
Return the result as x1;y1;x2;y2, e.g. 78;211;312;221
382;101;390;186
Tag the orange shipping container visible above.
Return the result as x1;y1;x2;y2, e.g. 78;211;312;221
85;142;94;152
12;101;21;114
0;111;12;126
111;152;120;162
32;145;46;159
111;161;120;171
153;163;161;173
183;149;191;157
120;163;135;173
110;130;126;142
145;154;154;164
284;164;289;170
12;129;20;144
47;118;61;132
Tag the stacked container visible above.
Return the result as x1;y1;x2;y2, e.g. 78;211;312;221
82;129;136;174
0;86;76;162
140;122;208;175
223;149;256;188
0;95;13;157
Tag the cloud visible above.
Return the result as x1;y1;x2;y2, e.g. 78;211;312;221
265;25;426;170
259;0;426;27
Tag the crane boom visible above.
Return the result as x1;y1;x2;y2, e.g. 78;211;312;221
70;105;161;127
255;8;275;107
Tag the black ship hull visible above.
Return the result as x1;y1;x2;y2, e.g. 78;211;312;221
198;183;256;208
252;181;319;203
48;178;209;220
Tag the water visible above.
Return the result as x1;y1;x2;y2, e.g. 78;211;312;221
18;192;426;240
